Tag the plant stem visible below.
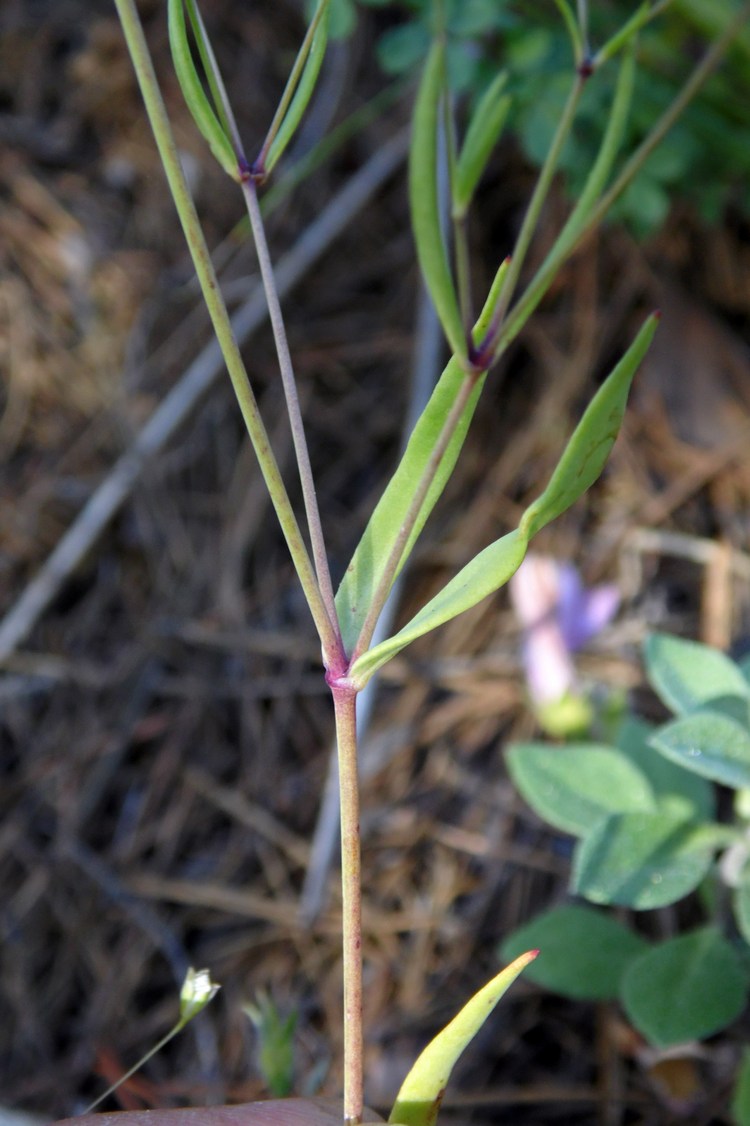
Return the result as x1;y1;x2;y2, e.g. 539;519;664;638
114;0;340;663
477;71;584;361
242;178;341;643
351;369;480;663
496;0;750;359
331;681;363;1126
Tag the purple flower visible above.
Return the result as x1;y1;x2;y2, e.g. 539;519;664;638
510;555;620;707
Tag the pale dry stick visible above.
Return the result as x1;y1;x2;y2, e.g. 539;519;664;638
0;132;407;665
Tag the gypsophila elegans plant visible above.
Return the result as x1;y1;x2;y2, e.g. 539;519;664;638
108;1;750;1122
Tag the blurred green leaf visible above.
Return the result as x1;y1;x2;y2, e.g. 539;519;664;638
502;904;649;1001
644;633;750;716
377;22;431;74
649;710;750;791
621;927;747;1047
506;743;658;837
615;715;715;821
388;952;537;1126
243;992;297;1098
572;809;716;909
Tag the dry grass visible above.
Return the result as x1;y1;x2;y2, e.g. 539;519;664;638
2;3;750;1124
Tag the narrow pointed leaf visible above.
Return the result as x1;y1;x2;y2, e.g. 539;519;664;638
649;709;750;790
266;0;332;173
520;313;658;540
388;952;537;1126
644;632;750;716
350;529;526;685
410;40;467;362
453;73;510;217
335;264;509;655
184;0;234;145
168;0;238;178
621;927;747;1047
348;315;655;686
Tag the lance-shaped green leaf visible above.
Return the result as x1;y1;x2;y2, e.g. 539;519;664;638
388;951;537;1126
453;72;510;219
410;40;467;363
265;0;332;174
335;260;510;656
644;632;750;716
348;314;657;687
520;312;657;539
168;0;238;178
650;710;750;790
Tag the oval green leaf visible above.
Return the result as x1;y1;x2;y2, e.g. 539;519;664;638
388;951;537;1126
506;743;658;837
616;715;715;820
621;927;747;1047
410;40;467;363
649;709;750;791
644;632;749;716
502;903;649;1001
572;809;716;909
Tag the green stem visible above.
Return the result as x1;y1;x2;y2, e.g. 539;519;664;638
331;682;363;1126
114;0;340;663
496;0;750;359
82;1020;186;1114
242;178;340;642
477;71;585;361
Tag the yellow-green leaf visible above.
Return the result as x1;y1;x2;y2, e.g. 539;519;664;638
388;952;537;1126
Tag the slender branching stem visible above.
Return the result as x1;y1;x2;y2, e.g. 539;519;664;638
496;0;750;360
351;370;480;664
242;178;341;645
114;0;340;663
478;72;585;360
330;682;363;1126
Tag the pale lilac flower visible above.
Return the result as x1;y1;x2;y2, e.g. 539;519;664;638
510;555;620;708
